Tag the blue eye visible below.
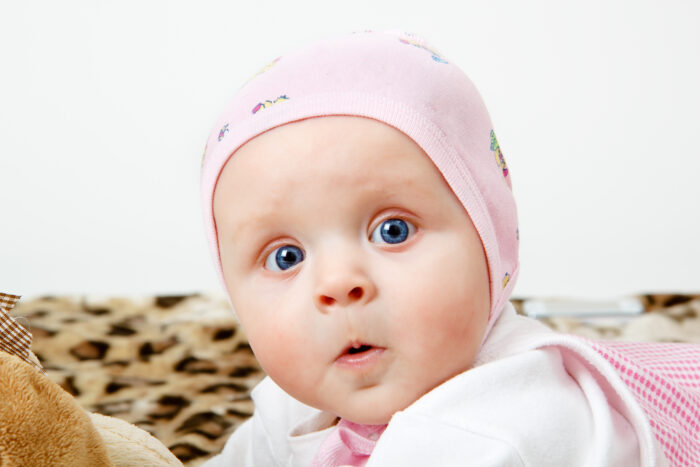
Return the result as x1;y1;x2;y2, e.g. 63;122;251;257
370;218;415;244
264;245;304;271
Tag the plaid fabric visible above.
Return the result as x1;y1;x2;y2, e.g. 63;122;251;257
0;292;44;373
586;339;700;467
0;292;21;311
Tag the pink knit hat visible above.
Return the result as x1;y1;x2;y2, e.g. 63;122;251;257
200;30;520;335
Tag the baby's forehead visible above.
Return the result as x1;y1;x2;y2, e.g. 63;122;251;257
221;154;434;212
211;115;472;244
219;117;445;195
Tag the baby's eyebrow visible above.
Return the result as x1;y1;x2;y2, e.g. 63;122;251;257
226;207;287;250
223;177;429;244
228;215;266;242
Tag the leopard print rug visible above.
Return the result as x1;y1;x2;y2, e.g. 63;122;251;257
12;293;700;465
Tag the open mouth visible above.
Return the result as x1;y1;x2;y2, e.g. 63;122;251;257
347;344;373;355
335;342;385;369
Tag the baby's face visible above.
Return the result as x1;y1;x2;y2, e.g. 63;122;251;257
214;116;490;424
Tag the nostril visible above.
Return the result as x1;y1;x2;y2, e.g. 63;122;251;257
320;295;336;306
349;287;363;300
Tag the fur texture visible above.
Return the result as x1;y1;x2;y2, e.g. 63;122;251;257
0;352;111;466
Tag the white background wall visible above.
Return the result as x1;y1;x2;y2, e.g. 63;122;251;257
2;0;699;300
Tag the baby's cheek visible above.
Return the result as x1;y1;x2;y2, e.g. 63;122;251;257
397;280;484;359
248;324;298;373
248;319;323;395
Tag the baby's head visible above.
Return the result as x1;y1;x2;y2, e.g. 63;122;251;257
201;31;519;424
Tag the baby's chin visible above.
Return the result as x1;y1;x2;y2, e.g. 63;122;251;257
324;390;418;425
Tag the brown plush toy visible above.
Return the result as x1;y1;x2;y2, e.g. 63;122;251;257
0;350;112;466
0;293;182;467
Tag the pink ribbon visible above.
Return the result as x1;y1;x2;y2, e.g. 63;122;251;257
310;419;387;467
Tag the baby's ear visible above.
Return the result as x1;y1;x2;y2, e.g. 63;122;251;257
0;351;112;466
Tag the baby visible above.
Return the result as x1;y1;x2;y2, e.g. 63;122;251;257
200;31;696;466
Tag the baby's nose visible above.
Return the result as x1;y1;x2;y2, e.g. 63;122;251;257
318;285;364;306
314;273;376;310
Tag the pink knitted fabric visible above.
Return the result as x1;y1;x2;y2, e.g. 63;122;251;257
585;339;700;466
309;420;386;467
200;30;519;339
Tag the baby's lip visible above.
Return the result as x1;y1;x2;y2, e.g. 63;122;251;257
335;341;383;360
335;341;386;369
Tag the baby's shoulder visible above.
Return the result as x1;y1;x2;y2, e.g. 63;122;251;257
410;345;584;423
374;347;623;465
